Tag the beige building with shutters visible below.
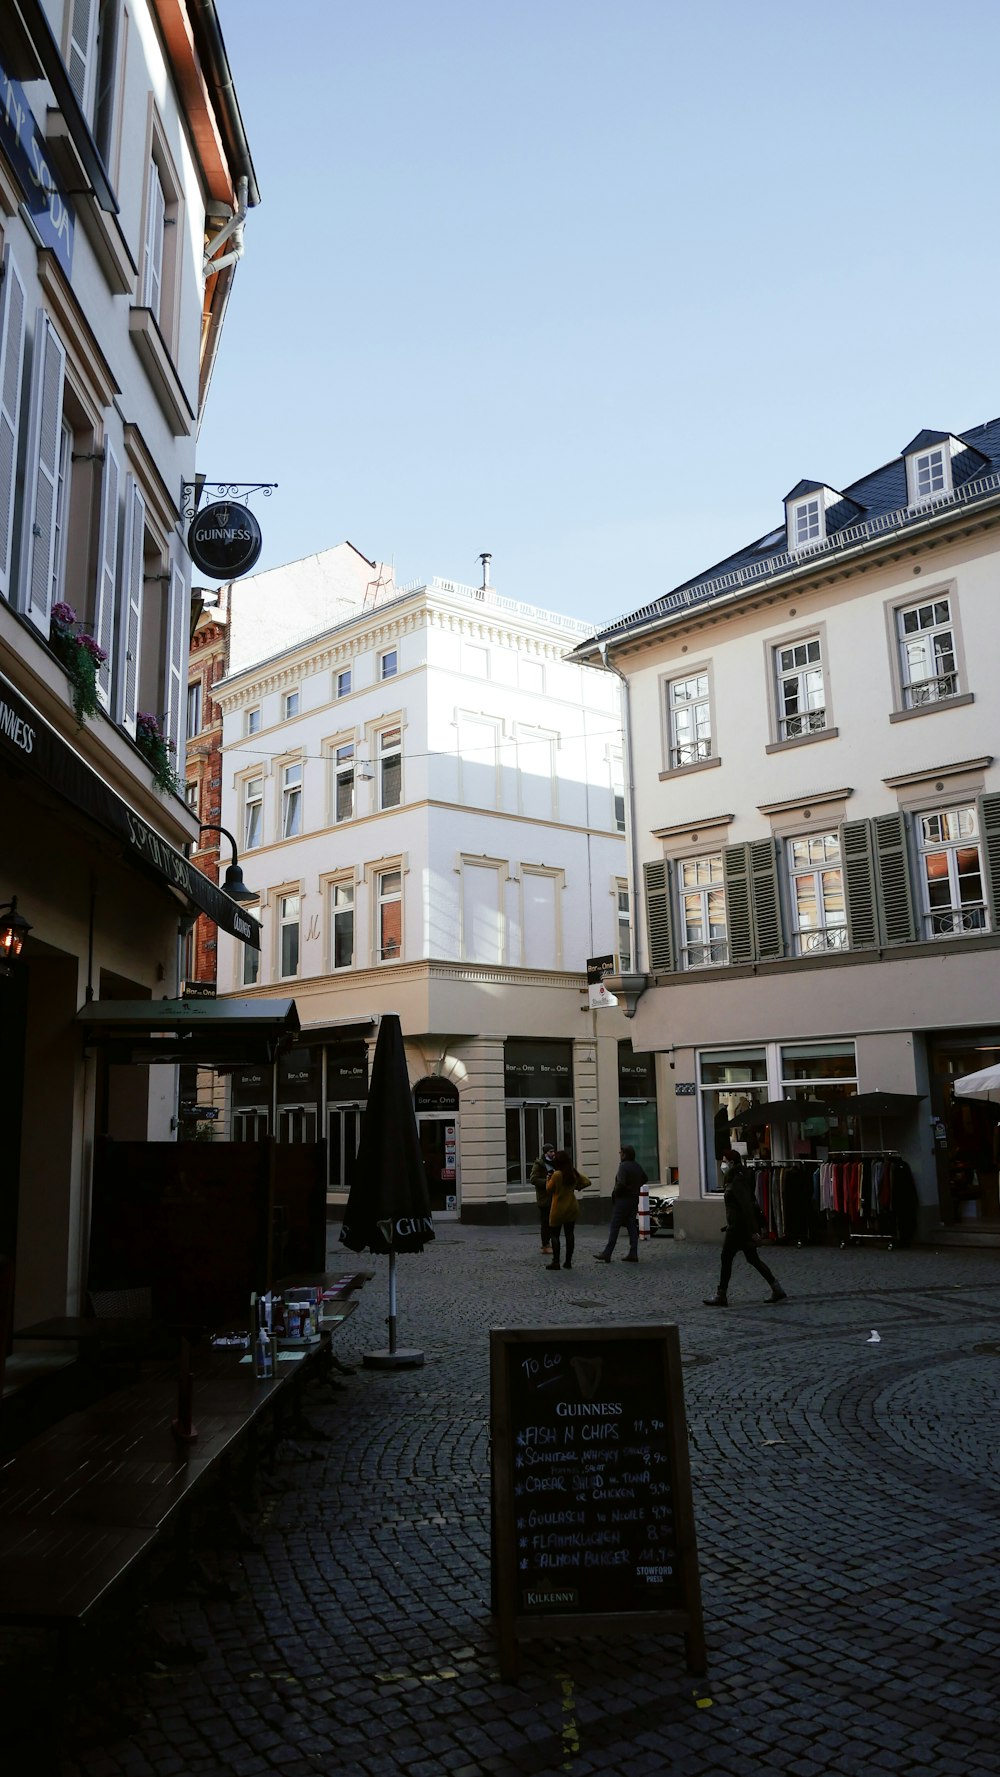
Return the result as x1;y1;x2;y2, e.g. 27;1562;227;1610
0;3;257;1327
572;420;1000;1246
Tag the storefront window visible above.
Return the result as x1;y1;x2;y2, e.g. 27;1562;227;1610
699;1049;768;1193
618;1041;659;1181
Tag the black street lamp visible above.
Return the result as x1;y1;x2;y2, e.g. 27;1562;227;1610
198;825;256;903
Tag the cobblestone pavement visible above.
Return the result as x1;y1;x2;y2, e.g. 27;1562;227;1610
45;1229;1000;1775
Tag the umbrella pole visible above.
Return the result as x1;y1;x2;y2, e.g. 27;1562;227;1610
388;1249;397;1355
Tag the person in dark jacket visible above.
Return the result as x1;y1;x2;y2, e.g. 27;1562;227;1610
593;1145;647;1263
530;1144;556;1255
704;1149;787;1306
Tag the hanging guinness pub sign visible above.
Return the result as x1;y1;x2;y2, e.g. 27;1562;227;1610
188;500;263;580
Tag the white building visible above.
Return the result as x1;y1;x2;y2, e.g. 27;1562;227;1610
212;549;652;1221
572;422;1000;1246
0;2;257;1325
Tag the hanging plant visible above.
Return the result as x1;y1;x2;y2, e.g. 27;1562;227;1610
136;710;183;798
49;601;107;724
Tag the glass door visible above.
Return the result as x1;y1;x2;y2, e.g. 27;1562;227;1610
277;1106;318;1144
232;1106;269;1143
504;1104;575;1190
417;1117;457;1214
328;1105;362;1193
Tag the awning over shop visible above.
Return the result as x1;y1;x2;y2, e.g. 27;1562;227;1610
77;998;299;1065
0;669;260;946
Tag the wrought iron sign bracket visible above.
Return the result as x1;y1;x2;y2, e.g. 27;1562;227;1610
181;479;277;521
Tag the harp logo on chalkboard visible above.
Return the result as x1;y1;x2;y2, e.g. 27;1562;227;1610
570;1357;603;1400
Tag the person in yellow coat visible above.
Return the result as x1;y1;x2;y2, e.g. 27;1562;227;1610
545;1150;590;1270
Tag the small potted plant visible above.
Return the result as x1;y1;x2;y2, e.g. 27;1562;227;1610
49;601;107;724
136;710;183;798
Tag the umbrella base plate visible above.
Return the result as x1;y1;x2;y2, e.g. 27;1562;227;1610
363;1347;425;1370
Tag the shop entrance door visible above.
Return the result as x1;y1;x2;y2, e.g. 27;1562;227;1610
504;1104;575;1191
328;1105;363;1194
233;1106;269;1142
417;1116;457;1215
277;1106;318;1144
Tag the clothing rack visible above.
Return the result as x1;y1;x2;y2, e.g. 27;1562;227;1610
818;1150;917;1248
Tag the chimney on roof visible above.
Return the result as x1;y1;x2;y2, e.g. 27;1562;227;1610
479;552;492;592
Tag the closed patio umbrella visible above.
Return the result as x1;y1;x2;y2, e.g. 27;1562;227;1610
841;1090;925;1151
730;1098;834;1130
340;1013;434;1369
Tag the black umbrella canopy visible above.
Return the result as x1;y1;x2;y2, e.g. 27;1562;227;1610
730;1098;834;1130
841;1091;924;1119
339;1014;435;1256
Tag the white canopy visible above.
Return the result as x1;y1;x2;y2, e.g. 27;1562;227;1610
952;1064;1000;1104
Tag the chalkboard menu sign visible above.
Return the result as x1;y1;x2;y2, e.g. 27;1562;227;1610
490;1324;705;1679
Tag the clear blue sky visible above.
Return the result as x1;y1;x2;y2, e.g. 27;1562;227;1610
199;0;1000;628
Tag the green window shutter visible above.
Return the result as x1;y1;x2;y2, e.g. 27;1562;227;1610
749;838;784;959
723;844;754;964
977;793;1000;929
873;812;917;945
841;819;878;950
643;859;676;973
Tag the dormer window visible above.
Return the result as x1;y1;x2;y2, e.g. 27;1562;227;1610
791;498;822;550
902;432;962;507
914;448;947;502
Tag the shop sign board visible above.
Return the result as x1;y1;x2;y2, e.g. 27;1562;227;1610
490;1323;705;1681
587;954;618;1010
503;1040;573;1099
0;62;75;277
188;501;263;580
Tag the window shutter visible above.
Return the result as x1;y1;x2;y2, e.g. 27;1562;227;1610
723;844;754;965
19;310;67;635
841;819;878;950
163;556;188;759
67;0;97;116
873;812;917;945
116;474;145;732
93;438;120;707
142;161;165;320
749;838;784;959
643;860;676;973
0;248;27;601
977;793;1000;931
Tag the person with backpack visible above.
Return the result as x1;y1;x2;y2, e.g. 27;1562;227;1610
703;1148;787;1306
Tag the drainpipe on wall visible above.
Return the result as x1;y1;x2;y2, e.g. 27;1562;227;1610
598;642;641;974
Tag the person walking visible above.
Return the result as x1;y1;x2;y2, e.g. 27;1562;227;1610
530;1143;556;1255
594;1145;647;1263
546;1150;589;1270
703;1148;787;1306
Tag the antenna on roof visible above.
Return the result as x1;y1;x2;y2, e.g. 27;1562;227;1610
479;552;492;593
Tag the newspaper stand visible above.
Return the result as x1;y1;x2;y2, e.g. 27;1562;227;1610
490;1323;705;1680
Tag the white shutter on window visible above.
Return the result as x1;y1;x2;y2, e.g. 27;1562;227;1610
68;0;98;116
93;439;120;707
164;557;188;760
142;161;165;321
0;248;27;601
116;474;145;732
19;310;67;635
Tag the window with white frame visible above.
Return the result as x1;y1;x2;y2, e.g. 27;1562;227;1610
66;0;122;162
379;647;398;680
49;417;72;610
187;681;202;737
246;705;261;735
913;448;947;503
916;806;988;938
679;854;728;968
616;879;632;971
277;892;300;978
336;667;351;698
376;868;402;961
378;724;401;810
666;673;712;768
280;761;302;838
185;779;198;815
791;497;821;549
334;741;355;822
775;637;826;739
610;749;626;832
283;689;300;720
897;597;958;707
243;775;263;850
787;832;848;953
329;879;355;969
242;908;261;986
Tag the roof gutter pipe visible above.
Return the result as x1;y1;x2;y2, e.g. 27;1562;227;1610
598;641;641;974
189;0;261;207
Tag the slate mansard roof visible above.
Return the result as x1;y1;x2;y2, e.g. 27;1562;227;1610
585;417;1000;649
